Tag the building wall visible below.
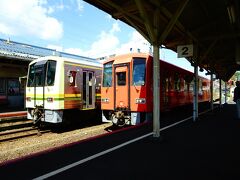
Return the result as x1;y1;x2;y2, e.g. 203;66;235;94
0;64;28;109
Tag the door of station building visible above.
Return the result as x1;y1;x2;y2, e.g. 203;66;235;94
83;71;95;109
114;64;130;110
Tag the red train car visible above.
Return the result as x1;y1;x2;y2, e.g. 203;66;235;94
101;53;210;126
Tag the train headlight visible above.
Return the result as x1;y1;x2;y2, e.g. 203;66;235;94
47;97;54;102
101;98;109;103
26;97;31;102
135;98;146;104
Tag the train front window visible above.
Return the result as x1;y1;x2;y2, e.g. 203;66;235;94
46;61;56;86
133;58;146;86
27;60;56;87
117;72;126;86
103;61;113;87
34;67;45;86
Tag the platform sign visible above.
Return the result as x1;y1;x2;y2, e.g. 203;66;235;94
177;44;193;58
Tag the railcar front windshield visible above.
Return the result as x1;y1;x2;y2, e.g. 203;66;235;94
27;60;57;87
103;61;113;87
133;58;146;86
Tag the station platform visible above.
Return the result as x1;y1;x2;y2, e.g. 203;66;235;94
0;104;240;179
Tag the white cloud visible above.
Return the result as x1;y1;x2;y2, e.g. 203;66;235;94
47;7;54;14
0;0;63;40
89;32;119;56
84;23;149;58
106;14;113;20
115;31;151;55
45;23;150;59
44;22;122;58
56;1;65;11
65;48;84;55
110;22;120;34
82;22;121;57
76;0;84;13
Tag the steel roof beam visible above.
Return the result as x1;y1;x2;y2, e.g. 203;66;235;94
134;0;156;43
100;0;151;42
158;0;189;44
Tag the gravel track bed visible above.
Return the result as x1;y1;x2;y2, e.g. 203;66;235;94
0;122;112;164
0;120;32;128
0;128;43;142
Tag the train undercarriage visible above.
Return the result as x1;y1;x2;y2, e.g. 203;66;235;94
102;110;152;126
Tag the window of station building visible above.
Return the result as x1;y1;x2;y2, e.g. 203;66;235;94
0;78;5;94
46;61;56;86
8;79;20;95
103;61;113;87
0;79;6;94
132;58;146;86
117;72;126;86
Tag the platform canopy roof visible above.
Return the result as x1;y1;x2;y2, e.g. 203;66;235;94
83;0;240;81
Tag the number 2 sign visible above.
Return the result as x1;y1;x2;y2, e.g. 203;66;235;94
177;44;193;58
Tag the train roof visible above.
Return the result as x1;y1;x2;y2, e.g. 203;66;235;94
29;55;102;68
103;53;209;80
103;53;149;64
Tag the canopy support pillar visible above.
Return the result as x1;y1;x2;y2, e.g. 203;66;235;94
193;64;198;121
210;74;214;111
153;45;160;137
224;81;227;104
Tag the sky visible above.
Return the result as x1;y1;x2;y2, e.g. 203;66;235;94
0;0;209;78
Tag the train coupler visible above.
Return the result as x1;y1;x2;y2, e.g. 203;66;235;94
111;111;130;127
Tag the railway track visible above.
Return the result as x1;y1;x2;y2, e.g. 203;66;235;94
0;127;51;143
0;116;32;132
0;116;50;143
0;114;108;144
0;121;112;163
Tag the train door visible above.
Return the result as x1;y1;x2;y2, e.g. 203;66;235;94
83;71;95;109
114;64;130;110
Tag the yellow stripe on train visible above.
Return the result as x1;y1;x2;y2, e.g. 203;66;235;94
26;94;82;98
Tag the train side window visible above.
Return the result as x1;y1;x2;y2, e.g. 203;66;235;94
174;73;180;91
46;61;56;86
68;71;77;87
117;72;126;86
133;58;146;86
165;78;169;92
103;62;113;87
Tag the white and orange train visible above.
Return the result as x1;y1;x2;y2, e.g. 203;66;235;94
25;56;102;125
101;53;211;126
